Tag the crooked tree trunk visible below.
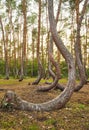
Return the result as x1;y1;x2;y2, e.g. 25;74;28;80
46;0;62;87
1;0;75;112
55;0;88;92
48;0;62;78
38;53;61;91
74;0;88;91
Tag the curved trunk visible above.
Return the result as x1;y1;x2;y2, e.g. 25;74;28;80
57;0;88;92
1;87;73;111
37;53;60;91
46;0;62;87
44;0;88;92
48;0;62;81
74;0;88;91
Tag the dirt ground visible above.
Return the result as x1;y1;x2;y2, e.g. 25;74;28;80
0;79;89;130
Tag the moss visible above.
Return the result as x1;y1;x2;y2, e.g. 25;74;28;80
44;118;57;125
28;124;40;130
0;120;16;129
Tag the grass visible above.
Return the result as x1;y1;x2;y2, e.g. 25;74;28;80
28;124;40;130
44;118;57;125
0;78;68;85
0;78;36;85
0;78;25;85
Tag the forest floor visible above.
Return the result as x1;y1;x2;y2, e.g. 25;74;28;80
0;78;89;130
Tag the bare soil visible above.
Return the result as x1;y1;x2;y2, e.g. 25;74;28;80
0;80;89;130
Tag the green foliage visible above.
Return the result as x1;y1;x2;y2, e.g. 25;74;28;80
0;59;69;78
27;13;37;25
41;26;46;35
0;57;88;79
27;58;38;77
78;103;85;110
0;120;16;129
1;97;14;112
45;118;56;125
86;68;89;78
69;0;75;10
34;0;39;3
28;124;40;130
0;59;5;77
60;61;68;78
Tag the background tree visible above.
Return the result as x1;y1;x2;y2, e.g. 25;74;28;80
19;0;27;81
0;16;9;79
32;0;44;85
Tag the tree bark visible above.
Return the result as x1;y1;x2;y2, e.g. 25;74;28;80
32;0;44;85
19;0;27;81
0;17;9;80
47;0;62;87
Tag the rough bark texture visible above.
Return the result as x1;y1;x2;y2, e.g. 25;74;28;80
1;87;75;111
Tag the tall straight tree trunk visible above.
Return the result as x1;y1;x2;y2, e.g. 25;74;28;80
0;17;9;79
31;31;35;77
32;0;44;85
13;31;17;78
5;31;9;79
10;11;17;78
19;0;27;81
41;20;45;78
70;10;75;56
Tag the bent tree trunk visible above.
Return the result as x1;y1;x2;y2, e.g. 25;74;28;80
74;0;88;91
56;0;88;92
1;0;75;111
47;0;62;85
37;52;61;91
